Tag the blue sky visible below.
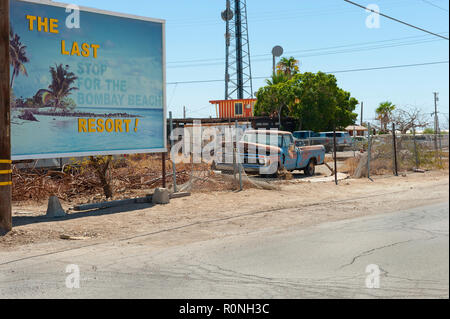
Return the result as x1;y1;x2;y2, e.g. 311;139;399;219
44;0;449;126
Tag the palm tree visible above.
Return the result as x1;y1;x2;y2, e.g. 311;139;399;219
376;101;396;133
9;26;29;89
39;64;79;112
266;72;289;86
276;57;299;78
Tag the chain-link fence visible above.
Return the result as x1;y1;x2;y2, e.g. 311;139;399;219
351;128;449;178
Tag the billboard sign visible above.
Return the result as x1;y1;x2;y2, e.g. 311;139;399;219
9;0;166;160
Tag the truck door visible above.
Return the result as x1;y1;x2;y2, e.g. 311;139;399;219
282;134;298;170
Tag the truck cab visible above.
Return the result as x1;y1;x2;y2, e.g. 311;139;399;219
215;130;325;176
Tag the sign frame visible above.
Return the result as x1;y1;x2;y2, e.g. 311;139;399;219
11;0;167;160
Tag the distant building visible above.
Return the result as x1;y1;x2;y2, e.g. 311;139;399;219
209;99;257;119
346;125;368;137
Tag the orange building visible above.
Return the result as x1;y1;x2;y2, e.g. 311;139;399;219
209;99;257;118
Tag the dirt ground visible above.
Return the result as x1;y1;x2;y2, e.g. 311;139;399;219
1;168;448;252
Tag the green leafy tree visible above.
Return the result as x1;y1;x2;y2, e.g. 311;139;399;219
376;101;396;133
255;72;358;132
9;26;29;89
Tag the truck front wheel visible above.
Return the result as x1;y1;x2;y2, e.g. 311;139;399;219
304;160;316;177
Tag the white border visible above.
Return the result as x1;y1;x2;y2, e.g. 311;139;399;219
11;0;167;160
17;0;166;24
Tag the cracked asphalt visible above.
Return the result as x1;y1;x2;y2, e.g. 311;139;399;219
0;200;448;299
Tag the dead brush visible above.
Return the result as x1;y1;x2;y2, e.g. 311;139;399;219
277;168;293;180
12;154;194;203
342;157;359;175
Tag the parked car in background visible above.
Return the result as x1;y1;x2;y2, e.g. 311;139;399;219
353;136;368;151
319;132;352;152
293;131;333;152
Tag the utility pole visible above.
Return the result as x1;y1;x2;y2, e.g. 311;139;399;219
183;106;186;119
272;55;276;76
433;92;443;164
0;0;12;233
360;102;364;126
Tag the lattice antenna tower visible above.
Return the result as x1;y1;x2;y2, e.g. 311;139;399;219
222;0;253;100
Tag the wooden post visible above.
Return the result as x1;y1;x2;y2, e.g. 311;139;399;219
0;0;12;232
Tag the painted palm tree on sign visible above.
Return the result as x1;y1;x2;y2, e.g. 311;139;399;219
376;101;396;133
9;26;29;89
276;57;300;78
38;64;79;112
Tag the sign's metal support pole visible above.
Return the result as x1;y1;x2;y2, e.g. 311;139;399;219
162;152;167;189
169;112;177;193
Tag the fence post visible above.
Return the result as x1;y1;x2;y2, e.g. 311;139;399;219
333;127;338;185
412;123;419;169
367;123;372;179
438;125;443;166
352;128;356;158
169;112;177;193
392;123;399;176
235;120;243;191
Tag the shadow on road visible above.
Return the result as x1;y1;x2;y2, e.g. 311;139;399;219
12;202;154;228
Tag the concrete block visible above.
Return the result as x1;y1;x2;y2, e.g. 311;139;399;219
152;188;170;205
46;196;66;218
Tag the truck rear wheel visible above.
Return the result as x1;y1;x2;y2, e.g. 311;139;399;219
304;160;316;177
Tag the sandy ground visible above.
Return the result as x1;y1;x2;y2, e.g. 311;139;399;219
1;168;448;253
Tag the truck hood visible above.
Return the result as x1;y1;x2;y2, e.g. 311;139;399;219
237;141;281;155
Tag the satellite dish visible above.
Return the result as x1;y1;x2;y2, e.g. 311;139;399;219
272;45;284;57
221;8;234;21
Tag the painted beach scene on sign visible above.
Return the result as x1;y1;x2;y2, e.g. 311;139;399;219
9;0;165;160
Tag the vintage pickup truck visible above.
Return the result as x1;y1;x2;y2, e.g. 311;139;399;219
214;130;326;176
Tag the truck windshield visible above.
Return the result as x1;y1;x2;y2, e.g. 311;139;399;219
293;132;309;139
294;131;320;138
243;133;283;147
321;132;349;138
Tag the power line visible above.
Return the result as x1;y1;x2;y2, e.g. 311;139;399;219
327;61;448;73
167;60;449;85
168;37;445;69
168;0;417;28
344;0;449;40
168;33;447;65
419;0;449;12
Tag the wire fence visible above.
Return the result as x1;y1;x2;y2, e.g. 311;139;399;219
351;128;449;178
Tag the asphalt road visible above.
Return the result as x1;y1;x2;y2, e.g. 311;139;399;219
0;202;448;299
